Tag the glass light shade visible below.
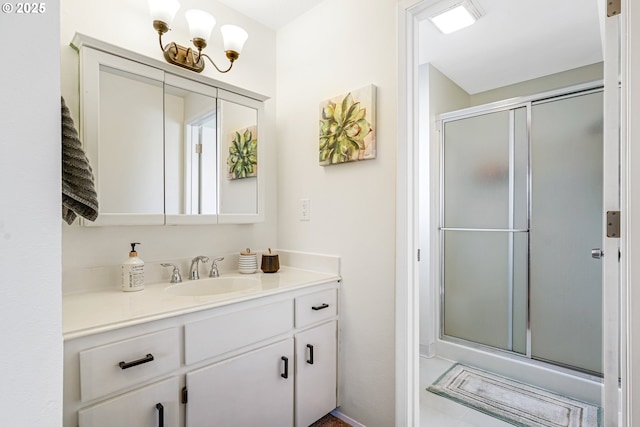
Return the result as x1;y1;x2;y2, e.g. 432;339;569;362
185;9;216;43
429;4;476;34
148;0;180;25
221;25;248;53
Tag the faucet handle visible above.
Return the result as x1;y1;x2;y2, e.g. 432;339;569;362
161;263;183;283
209;257;225;278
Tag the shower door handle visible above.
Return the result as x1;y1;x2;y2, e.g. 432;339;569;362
591;248;604;259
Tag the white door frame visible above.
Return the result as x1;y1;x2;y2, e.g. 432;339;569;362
622;1;640;425
602;7;622;427
396;1;637;426
396;2;423;426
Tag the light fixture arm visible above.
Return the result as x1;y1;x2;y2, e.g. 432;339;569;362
200;52;236;74
157;32;164;51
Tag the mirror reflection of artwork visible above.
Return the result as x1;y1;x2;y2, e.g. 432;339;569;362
319;84;376;166
227;126;257;180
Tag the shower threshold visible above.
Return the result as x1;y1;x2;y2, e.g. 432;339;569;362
435;336;603;406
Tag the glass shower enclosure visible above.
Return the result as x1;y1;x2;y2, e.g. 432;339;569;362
440;86;604;375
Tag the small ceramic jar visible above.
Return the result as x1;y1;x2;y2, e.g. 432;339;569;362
239;248;258;274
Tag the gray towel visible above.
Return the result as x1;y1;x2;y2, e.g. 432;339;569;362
61;96;98;225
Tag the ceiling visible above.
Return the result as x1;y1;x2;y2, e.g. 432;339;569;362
218;0;603;95
418;0;603;94
215;0;325;30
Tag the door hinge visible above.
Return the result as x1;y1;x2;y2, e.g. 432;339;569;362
195;143;203;154
417;249;421;262
607;0;621;17
606;211;620;238
181;386;188;404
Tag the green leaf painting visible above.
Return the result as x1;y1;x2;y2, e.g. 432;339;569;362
227;126;257;180
319;85;376;166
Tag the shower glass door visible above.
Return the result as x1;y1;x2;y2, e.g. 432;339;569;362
442;107;528;354
529;92;603;374
440;88;603;375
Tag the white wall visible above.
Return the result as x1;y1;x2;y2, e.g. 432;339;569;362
60;0;278;278
276;1;398;425
470;62;603;106
0;4;62;425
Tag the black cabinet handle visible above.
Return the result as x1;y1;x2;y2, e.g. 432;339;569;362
312;303;329;311
281;356;289;378
306;344;314;365
156;403;164;427
118;353;154;370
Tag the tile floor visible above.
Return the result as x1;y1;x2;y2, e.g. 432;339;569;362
420;356;513;427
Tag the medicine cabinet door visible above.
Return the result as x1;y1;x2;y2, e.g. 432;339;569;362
217;89;264;223
80;47;165;226
164;74;219;225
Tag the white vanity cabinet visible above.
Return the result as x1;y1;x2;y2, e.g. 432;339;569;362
63;281;339;427
185;339;295;426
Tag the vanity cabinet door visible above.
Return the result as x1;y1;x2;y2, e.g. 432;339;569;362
295;321;337;427
78;377;179;427
185;338;294;427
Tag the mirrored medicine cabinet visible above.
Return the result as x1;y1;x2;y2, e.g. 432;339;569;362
72;33;267;226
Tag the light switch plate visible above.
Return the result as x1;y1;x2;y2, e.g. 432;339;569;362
300;199;310;221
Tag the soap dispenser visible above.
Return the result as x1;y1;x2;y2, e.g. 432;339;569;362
122;242;144;292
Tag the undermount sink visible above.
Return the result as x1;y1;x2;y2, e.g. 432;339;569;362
165;277;260;297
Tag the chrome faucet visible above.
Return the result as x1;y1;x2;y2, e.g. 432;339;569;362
190;256;209;280
209;257;225;278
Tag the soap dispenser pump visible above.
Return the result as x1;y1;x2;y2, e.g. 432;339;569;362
122;242;144;292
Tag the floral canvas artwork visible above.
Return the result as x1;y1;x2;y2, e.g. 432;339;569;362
227;126;257;180
319;84;376;166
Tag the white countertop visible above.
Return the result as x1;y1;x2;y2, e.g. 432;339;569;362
63;267;340;340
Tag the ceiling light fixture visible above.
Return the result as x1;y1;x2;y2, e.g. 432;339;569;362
427;0;484;35
148;0;248;74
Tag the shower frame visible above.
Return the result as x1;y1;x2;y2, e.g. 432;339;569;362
436;80;604;380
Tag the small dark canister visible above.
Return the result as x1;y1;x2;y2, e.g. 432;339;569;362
261;248;280;273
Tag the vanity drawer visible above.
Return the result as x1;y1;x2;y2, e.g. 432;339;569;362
185;299;293;365
295;288;338;328
79;328;179;402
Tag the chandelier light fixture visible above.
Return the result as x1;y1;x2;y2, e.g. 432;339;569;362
148;0;248;73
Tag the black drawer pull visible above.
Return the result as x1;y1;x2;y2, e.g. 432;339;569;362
156;403;164;427
281;356;289;379
119;353;154;370
306;344;314;365
312;303;329;311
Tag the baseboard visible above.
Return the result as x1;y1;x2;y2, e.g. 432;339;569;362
331;409;366;427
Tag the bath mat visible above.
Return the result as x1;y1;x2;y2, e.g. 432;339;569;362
428;363;602;427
